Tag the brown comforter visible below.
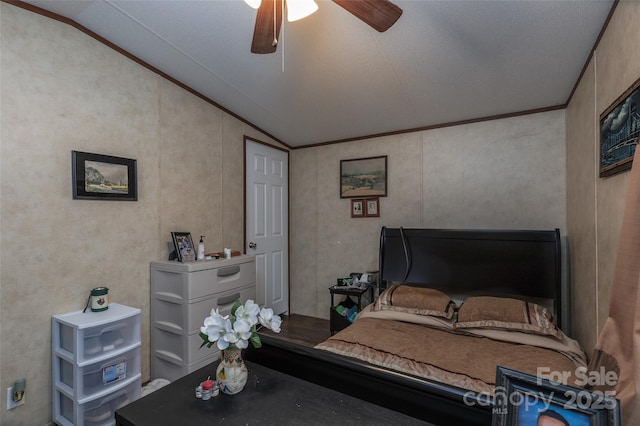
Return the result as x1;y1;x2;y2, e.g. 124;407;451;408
316;311;587;394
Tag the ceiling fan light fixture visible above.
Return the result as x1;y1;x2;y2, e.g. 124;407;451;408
286;0;318;22
244;0;262;9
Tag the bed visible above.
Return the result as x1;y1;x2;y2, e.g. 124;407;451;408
245;227;587;425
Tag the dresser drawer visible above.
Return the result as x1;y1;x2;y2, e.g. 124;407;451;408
152;277;253;365
152;284;256;334
151;352;217;382
152;326;219;365
151;257;256;302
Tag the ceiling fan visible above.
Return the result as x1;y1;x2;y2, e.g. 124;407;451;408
248;0;403;54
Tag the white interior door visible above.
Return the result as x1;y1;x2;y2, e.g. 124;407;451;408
245;140;289;315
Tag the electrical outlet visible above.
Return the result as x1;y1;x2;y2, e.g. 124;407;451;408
6;387;25;410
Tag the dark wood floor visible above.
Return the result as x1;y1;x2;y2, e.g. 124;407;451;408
259;314;331;347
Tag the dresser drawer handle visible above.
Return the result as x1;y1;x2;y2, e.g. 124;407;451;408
217;293;241;306
217;265;240;277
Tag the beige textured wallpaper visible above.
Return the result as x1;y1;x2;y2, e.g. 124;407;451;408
0;4;280;425
566;1;640;356
566;59;599;353
422;113;567;229
592;1;640;335
290;110;567;319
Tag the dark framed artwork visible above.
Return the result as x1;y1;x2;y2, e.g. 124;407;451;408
600;77;640;177
492;366;621;426
171;232;196;262
72;151;137;200
365;198;380;217
340;155;387;198
351;199;365;218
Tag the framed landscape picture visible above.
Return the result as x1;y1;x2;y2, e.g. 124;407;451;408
340;156;387;198
599;77;640;177
72;151;137;201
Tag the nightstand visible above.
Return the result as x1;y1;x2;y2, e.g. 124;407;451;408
328;284;374;335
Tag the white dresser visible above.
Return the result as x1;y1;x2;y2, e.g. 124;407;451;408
150;255;256;382
52;303;141;426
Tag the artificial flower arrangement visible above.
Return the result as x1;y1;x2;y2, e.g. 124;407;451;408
199;299;282;350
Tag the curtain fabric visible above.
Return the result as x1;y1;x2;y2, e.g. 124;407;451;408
588;147;640;424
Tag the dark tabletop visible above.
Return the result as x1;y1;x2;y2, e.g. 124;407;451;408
115;360;433;425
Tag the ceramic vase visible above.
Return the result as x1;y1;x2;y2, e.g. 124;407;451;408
216;346;248;394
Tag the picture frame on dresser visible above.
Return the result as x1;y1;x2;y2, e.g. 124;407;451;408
171;232;195;262
492;366;621;426
72;151;137;201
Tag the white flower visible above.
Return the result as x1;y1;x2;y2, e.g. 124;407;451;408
200;308;228;344
233;318;253;341
235;300;261;326
259;307;282;333
199;299;282;351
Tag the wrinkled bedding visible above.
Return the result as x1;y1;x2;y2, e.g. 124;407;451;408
315;307;587;394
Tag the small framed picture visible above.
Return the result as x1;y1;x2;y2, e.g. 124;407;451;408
171;232;196;262
351;199;365;218
366;198;380;217
492;366;621;426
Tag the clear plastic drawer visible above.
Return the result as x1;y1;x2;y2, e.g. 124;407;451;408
55;376;141;426
57;346;141;401
53;304;141;364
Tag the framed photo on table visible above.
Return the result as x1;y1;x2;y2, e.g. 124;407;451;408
492;366;621;426
171;232;196;262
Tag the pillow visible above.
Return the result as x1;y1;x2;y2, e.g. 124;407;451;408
455;296;560;338
374;284;456;319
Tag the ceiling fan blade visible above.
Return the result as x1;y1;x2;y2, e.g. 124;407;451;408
251;0;283;54
332;0;402;32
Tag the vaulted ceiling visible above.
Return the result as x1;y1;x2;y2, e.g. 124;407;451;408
23;0;614;147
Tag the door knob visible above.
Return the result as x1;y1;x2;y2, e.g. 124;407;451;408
249;241;257;249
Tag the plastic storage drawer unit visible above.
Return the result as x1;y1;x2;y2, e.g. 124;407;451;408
52;303;141;426
150;255;256;381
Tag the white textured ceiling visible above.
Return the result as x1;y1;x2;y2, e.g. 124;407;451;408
24;0;614;147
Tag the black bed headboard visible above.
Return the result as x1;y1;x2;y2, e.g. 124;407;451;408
379;227;564;329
